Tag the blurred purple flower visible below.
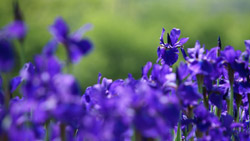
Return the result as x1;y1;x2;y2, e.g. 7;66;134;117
0;39;15;72
50;17;93;63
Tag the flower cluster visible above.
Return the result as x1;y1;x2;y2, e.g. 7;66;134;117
1;2;250;141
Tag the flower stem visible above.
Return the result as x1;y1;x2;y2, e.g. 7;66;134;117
187;106;194;141
45;120;50;141
196;74;208;109
175;111;182;141
60;123;66;141
229;83;234;116
215;108;221;118
228;65;234;117
248;94;250;127
235;94;242;122
17;42;26;67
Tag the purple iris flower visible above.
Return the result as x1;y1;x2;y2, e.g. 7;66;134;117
187;41;224;80
157;28;189;66
177;83;201;105
208;86;228;109
221;46;249;78
0;1;27;42
50;17;93;63
3;21;27;41
194;104;219;132
221;46;241;71
187;41;212;76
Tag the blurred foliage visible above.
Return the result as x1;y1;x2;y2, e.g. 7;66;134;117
1;0;250;90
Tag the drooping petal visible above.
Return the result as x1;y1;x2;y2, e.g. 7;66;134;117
177;62;189;81
177;84;201;105
77;39;93;56
161;48;179;66
189;60;213;76
0;39;15;72
67;39;93;63
209;93;223;109
220;114;233;128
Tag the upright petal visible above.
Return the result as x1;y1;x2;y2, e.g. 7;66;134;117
221;46;241;64
50;17;69;43
9;76;22;93
160;28;165;45
142;62;152;79
170;28;181;45
71;23;93;41
244;40;250;51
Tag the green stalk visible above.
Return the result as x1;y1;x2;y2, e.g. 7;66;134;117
248;94;250;128
175;122;181;141
215;37;222;118
184;127;187;140
228;66;234;117
45;120;50;141
235;94;242;122
2;73;11;108
187;106;194;141
236;106;240;122
132;129;141;141
17;42;26;67
202;88;209;110
215;79;222;117
229;82;234;116
0;132;8;141
196;74;203;94
196;74;208;109
215;108;221;118
60;123;66;141
175;111;182;141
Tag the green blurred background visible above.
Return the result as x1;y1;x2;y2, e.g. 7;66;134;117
1;0;250;90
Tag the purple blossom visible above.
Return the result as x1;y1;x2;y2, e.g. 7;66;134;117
0;14;250;140
0;39;15;72
50;17;93;63
157;28;189;66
